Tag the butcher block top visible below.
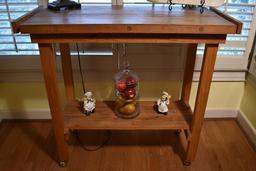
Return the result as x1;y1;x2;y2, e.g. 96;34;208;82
12;4;242;35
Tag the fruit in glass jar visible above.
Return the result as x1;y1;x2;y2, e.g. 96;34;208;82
119;103;136;115
126;76;137;88
115;80;126;92
124;88;136;99
115;95;126;108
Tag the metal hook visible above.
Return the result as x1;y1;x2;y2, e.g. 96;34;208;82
200;0;205;13
168;0;173;11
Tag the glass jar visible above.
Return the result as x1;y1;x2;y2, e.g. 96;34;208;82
114;64;140;119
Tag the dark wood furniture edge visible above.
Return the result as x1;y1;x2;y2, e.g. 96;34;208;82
11;6;42;33
30;34;227;44
210;7;243;34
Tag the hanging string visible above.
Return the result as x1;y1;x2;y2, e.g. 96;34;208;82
122;43;128;68
116;43;128;70
117;44;120;70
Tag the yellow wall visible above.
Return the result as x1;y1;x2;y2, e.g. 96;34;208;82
190;82;244;110
240;80;256;128
0;81;244;112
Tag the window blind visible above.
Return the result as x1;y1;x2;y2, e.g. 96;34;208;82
79;0;111;3
123;0;148;3
0;0;112;55
1;0;255;60
123;0;256;70
48;0;112;3
197;0;256;60
0;0;39;55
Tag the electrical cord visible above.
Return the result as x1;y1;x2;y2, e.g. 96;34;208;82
76;43;86;94
74;130;112;151
75;43;112;151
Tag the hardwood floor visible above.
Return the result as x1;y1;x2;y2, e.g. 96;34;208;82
0;120;255;171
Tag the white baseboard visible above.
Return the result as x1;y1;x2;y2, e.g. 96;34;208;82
237;110;256;150
0;108;238;120
204;109;238;118
193;72;246;81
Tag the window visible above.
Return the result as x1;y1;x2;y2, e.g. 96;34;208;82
79;0;111;3
123;0;148;3
1;0;255;81
0;0;112;56
48;0;111;3
197;0;256;59
122;0;256;71
207;0;256;71
0;0;39;55
0;0;116;83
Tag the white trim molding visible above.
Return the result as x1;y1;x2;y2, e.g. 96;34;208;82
237;110;256;150
193;71;246;82
204;109;238;118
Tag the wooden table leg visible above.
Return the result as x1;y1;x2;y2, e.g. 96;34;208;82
60;43;75;102
185;44;219;164
181;44;197;104
39;43;69;166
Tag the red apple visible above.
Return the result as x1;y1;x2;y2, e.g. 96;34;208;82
115;80;126;92
124;88;136;99
126;76;137;88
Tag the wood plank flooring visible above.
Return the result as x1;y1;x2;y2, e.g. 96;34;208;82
0;120;255;171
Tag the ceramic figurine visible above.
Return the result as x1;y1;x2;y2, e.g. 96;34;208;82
157;91;171;115
83;91;96;115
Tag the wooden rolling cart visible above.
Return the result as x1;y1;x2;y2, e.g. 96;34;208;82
12;5;242;167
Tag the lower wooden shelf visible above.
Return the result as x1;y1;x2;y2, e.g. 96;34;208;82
64;100;192;131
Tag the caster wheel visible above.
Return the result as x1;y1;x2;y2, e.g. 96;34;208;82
59;161;66;167
183;161;191;166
